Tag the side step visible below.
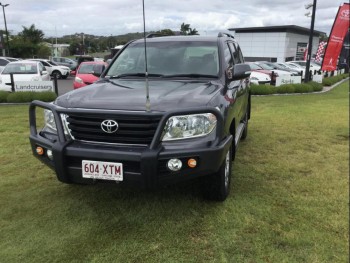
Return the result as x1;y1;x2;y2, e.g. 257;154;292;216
234;122;246;148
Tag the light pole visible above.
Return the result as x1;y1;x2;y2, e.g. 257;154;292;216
304;0;317;82
0;2;9;56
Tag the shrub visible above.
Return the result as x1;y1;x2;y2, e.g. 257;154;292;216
250;84;276;95
307;81;323;92
294;83;313;93
0;91;9;103
322;78;333;86
276;84;295;94
35;92;58;102
5;91;57;103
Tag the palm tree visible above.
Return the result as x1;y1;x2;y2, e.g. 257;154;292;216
19;24;44;45
180;23;190;35
180;23;199;35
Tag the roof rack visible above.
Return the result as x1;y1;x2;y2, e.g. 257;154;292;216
218;32;235;39
146;33;165;38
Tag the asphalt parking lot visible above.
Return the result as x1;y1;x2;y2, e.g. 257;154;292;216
57;76;75;96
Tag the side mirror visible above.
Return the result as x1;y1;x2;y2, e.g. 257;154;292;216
231;64;251;80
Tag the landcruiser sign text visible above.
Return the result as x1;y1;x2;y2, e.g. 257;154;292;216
15;81;54;92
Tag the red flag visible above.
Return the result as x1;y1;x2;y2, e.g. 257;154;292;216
303;44;308;60
321;3;350;71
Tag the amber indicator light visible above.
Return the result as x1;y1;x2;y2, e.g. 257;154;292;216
187;158;197;168
36;147;44;155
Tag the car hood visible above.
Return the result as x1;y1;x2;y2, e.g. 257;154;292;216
56;79;221;112
0;73;39;82
75;74;99;84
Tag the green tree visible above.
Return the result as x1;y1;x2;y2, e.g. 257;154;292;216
180;23;199;35
156;29;175;36
18;24;45;44
180;23;190;35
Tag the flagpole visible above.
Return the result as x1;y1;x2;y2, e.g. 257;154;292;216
305;0;317;82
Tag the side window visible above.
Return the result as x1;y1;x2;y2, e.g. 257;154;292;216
236;44;245;63
223;43;233;68
0;59;7;66
228;42;241;64
38;63;44;73
42;61;50;67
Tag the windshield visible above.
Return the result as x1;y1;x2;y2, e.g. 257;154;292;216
2;63;38;74
48;61;58;66
248;63;263;70
106;41;219;77
78;63;104;74
257;63;274;70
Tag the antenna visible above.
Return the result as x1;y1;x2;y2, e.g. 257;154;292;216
142;0;151;112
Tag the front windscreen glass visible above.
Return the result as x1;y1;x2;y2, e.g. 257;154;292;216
2;63;38;74
106;41;219;77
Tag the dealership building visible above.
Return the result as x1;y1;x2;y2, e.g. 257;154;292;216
228;25;326;62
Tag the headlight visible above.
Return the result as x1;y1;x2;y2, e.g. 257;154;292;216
44;110;70;136
161;113;217;141
75;77;83;83
44;109;56;131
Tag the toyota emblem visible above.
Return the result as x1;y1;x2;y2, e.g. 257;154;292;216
101;120;119;134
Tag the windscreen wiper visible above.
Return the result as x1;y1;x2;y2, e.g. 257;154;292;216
109;73;164;79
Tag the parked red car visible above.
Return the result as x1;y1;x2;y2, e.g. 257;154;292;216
73;61;107;89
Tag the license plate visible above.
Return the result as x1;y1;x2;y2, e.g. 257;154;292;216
82;160;123;181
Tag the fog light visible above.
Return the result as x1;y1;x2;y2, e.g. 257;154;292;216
167;159;182;171
188;158;197;168
36;146;44;156
47;149;53;160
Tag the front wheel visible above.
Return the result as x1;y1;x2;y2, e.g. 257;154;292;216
52;71;62;79
202;145;232;201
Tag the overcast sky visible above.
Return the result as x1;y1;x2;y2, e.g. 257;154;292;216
3;0;346;37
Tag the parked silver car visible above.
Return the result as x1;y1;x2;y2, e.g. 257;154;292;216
51;57;77;70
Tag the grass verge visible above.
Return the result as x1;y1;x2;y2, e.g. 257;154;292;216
0;81;348;262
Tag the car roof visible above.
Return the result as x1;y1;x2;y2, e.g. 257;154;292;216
133;35;222;44
79;61;107;65
8;60;39;64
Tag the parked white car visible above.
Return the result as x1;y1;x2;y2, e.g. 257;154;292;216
0;60;50;92
29;59;70;79
253;62;292;76
250;71;271;85
285;62;306;78
289;60;321;71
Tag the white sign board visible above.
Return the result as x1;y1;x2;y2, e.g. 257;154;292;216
14;81;54;92
312;74;323;83
275;76;302;87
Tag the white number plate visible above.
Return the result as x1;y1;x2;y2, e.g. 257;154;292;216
82;160;123;181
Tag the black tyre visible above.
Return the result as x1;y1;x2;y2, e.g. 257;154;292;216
61;74;68;79
202;145;232;201
52;70;62;79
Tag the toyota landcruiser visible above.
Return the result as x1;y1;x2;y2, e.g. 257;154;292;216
29;33;251;201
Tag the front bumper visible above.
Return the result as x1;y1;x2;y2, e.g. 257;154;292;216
29;101;232;188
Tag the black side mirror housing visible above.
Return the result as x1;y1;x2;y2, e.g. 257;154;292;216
231;63;251;80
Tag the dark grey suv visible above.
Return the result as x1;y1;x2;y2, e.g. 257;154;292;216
29;33;251;201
